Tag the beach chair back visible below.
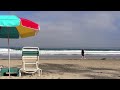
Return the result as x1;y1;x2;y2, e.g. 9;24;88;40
22;47;39;63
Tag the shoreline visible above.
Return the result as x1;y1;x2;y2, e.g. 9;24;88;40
1;57;120;60
1;54;120;60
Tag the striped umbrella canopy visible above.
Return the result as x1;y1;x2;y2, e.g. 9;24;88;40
0;15;40;77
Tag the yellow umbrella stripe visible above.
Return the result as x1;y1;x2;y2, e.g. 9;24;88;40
16;23;38;38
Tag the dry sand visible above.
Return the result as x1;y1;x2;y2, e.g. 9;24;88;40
0;59;120;79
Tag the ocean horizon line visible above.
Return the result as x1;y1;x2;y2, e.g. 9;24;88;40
1;47;120;50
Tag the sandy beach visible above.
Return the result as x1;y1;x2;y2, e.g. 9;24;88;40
0;58;120;79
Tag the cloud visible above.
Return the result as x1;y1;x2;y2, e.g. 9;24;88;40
1;11;120;48
34;11;120;48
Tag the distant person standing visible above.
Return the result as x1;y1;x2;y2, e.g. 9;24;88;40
81;49;85;59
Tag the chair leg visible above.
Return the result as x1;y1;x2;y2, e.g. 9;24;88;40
19;70;21;77
38;69;42;76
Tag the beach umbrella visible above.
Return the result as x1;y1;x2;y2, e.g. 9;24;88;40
0;15;40;77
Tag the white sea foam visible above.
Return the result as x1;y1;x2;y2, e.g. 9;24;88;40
1;48;120;56
0;48;21;55
39;50;120;55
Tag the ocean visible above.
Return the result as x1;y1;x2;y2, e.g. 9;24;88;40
1;47;120;60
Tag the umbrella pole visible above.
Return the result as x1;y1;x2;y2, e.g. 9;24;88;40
8;28;10;77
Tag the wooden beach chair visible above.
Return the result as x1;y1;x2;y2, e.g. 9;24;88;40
19;47;42;77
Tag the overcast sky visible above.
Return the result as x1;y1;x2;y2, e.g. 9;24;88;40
0;11;120;49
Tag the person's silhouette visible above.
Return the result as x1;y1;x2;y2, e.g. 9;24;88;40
81;49;85;59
